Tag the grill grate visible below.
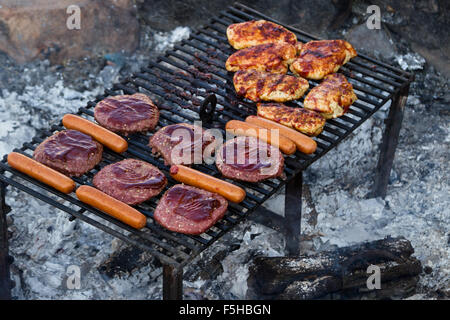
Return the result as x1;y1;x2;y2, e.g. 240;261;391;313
0;2;413;269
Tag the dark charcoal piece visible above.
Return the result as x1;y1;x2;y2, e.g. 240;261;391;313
94;93;159;134
216;136;284;182
247;236;422;300
33;129;103;177
154;184;228;235
149;123;216;166
93;159;167;205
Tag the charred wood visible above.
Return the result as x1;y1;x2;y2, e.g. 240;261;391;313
247;236;422;299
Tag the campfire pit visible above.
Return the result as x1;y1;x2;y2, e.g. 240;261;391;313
0;2;414;300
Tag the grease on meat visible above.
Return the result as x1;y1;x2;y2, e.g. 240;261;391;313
233;70;309;102
226;42;296;74
227;20;297;49
257;102;326;136
290;40;357;80
303;73;357;119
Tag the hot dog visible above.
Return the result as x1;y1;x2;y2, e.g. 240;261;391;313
76;185;146;229
245;116;317;154
7;152;76;194
170;165;246;203
225;120;296;155
62;114;128;153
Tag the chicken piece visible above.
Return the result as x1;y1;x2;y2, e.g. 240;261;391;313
290;40;357;80
303;73;357;119
227;20;297;50
294;41;304;54
233;70;309;102
226;43;296;74
257;103;326;136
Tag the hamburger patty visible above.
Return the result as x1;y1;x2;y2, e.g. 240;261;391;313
93;159;167;205
216;136;284;182
33;130;103;177
154;184;228;235
149;123;216;166
94;93;159;134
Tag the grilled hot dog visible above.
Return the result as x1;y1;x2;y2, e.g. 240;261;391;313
245;116;317;154
62;114;128;153
225;120;296;155
7;152;76;194
76;185;147;229
170;165;246;203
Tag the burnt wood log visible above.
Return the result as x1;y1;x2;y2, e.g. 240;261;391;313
247;237;422;300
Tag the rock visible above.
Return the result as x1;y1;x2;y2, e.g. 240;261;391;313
0;0;139;64
345;23;397;61
352;0;450;76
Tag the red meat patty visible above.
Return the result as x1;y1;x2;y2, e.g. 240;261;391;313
154;184;228;235
94;93;159;134
93;159;167;205
149;123;216;165
33;129;103;177
215;136;284;182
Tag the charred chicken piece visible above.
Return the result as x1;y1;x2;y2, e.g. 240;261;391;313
227;20;297;50
215;136;284;183
290;40;357;80
303;73;357;119
257;102;326;136
226;42;296;74
233;70;309;102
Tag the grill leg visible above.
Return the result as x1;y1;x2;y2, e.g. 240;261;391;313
372;84;410;198
162;264;183;300
0;182;12;300
284;172;302;256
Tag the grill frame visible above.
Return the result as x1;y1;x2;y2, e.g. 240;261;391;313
0;2;414;300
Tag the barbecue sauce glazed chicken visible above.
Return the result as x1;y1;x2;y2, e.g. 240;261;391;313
233;69;309;102
226;42;297;74
303;73;357;119
257;102;326;136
